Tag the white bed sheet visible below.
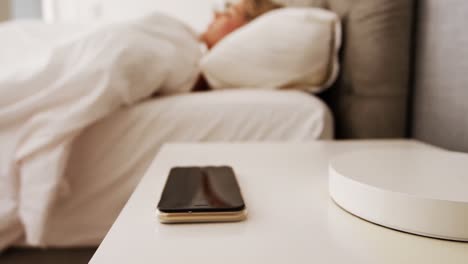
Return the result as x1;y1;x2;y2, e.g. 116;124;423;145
30;89;333;246
0;14;203;248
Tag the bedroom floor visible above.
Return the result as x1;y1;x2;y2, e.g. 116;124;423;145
0;247;96;264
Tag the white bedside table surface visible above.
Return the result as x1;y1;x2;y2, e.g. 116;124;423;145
90;140;468;264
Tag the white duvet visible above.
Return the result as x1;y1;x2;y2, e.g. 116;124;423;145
0;13;202;249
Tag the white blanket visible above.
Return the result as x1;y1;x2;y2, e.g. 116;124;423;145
0;13;202;249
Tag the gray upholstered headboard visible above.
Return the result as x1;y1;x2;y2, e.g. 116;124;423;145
292;0;468;152
412;0;468;153
285;0;414;139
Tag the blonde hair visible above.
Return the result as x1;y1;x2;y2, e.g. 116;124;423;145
243;0;283;20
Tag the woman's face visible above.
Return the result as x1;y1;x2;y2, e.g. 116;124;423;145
201;0;248;49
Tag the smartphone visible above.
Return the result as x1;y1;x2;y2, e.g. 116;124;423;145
157;166;247;223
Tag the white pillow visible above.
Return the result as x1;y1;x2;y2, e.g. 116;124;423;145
200;7;341;93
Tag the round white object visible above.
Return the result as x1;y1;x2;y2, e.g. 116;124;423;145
328;146;468;241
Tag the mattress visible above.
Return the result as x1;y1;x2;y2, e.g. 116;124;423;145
25;89;332;247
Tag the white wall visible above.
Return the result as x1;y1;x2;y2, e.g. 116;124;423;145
1;0;43;21
43;0;218;32
11;0;42;19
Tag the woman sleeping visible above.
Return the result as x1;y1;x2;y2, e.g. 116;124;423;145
0;0;282;250
197;0;283;91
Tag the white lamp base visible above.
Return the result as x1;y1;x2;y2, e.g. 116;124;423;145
329;143;468;241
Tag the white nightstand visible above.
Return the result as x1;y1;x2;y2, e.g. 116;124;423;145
90;140;468;264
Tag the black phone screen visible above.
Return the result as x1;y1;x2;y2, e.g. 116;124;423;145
157;166;245;213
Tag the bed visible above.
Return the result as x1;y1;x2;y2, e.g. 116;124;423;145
0;0;414;262
34;89;332;246
1;4;337;251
